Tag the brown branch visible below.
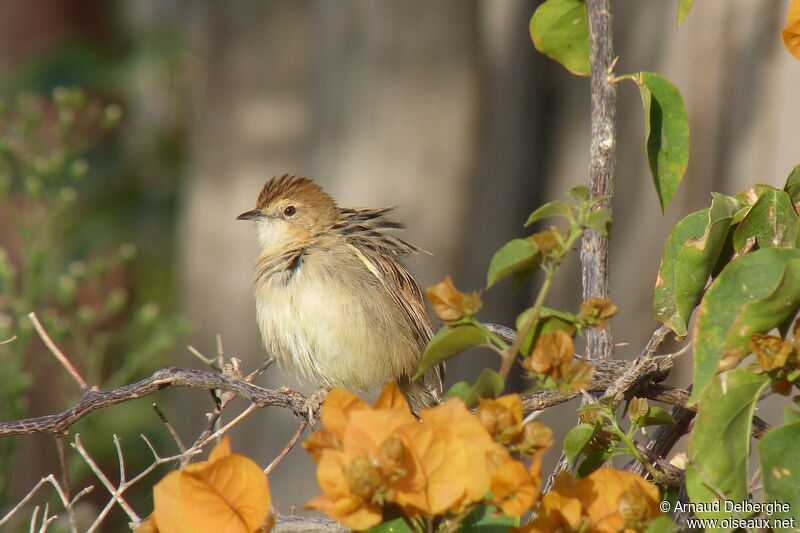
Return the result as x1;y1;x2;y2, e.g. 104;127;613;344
581;0;618;360
0;367;310;436
602;324;673;401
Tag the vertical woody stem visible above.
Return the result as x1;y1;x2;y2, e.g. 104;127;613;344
581;0;617;360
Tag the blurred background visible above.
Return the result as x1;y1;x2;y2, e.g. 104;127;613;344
0;0;798;529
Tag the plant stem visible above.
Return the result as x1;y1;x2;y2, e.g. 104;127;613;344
498;223;584;380
581;0;618;360
606;415;665;483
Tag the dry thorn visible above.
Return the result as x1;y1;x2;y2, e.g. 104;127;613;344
0;335;17;345
246;358;275;382
28;312;88;391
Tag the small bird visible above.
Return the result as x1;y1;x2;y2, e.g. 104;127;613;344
237;174;443;410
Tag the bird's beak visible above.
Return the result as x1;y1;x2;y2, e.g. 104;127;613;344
236;209;263;221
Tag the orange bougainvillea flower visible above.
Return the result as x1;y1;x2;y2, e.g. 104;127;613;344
305;384;553;530
519;468;662;533
150;437;271;533
478;394;524;443
305;383;419;530
783;0;800;59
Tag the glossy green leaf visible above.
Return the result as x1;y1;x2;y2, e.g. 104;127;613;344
676;0;695;26
529;0;590;76
691;248;800;403
524;200;573;227
416;324;488;378
636;72;690;212
564;423;595;467
783;164;800;205
460;504;519;532
653;194;738;336
486;238;541;288
732;187;798;250
584;208;612;236
686;370;769;520
637;405;676;427
759;420;800;524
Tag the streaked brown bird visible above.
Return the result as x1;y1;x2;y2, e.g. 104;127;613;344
237;174;443;410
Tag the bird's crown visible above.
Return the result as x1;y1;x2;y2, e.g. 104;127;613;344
256;174;336;211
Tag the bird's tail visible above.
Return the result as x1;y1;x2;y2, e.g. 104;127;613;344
399;363;444;413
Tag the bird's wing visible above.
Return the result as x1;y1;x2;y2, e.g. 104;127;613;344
334;207;419;257
339;207;444;395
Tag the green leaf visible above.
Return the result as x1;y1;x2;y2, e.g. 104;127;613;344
583;208;612;236
524;200;573;227
365;518;412;533
636;72;690;212
759;421;800;525
637;405;676;427
676;0;695;26
686;370;769;520
516;307;577;356
564;423;595;467
691;248;800;403
459;504;518;532
785;407;800;423
782;164;800;204
486;238;541;288
416;325;488;378
732;187;798;250
529;0;590;76
569;185;590;202
576;449;615;478
653;194;738;336
466;369;505;407
645;515;678;533
443;381;472;403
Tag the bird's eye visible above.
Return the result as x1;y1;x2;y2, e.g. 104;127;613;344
283;205;296;217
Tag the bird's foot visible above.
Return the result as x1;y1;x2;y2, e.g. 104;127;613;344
305;386;330;424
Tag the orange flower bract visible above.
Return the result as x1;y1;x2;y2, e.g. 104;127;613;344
304;383;550;530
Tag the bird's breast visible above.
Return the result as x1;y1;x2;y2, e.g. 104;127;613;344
253;249;420;391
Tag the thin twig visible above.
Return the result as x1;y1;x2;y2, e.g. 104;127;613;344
0;474;92;529
71;434;140;525
187;345;218;368
265;420;308;475
54;435;78;532
28;312;88;391
152;403;187;453
0;335;17;345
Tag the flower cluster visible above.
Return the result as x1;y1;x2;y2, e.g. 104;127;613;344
303;383;550;530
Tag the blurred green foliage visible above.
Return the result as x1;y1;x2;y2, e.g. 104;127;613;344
0;87;188;501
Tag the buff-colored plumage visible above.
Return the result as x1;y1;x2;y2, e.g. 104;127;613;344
237;174;443;410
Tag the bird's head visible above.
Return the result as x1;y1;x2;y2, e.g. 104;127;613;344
237;174;338;252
